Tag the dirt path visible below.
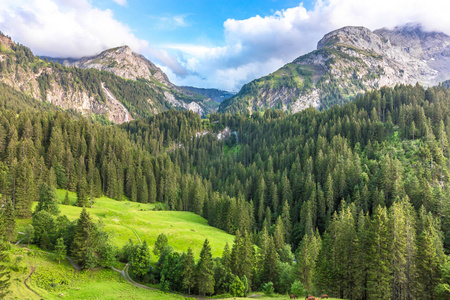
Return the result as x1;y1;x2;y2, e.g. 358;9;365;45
110;264;219;300
65;256;81;271
24;266;42;298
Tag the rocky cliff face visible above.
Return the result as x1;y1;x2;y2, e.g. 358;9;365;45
65;46;215;117
0;32;213;123
220;24;450;114
70;46;173;86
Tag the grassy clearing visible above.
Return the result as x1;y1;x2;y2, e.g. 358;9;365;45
7;245;344;300
6;245;186;300
20;190;235;261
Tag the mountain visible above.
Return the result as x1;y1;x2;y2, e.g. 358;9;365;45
219;24;450;114
181;86;235;103
0;33;214;123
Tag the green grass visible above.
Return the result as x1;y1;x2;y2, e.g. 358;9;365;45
6;245;186;300
44;190;234;261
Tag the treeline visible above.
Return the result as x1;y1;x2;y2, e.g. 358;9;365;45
175;84;450;251
119;198;448;299
0;83;213;220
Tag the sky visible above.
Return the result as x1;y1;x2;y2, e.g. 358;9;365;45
1;0;450;92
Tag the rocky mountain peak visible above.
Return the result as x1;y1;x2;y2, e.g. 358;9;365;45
70;45;173;86
220;23;450;114
317;26;386;54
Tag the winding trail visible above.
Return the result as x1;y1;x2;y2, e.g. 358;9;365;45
24;266;42;298
66;256;81;271
110;264;214;300
112;264;155;290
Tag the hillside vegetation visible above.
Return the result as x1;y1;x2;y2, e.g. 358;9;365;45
0;80;450;299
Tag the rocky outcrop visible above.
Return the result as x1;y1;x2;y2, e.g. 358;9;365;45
67;46;214;116
220;24;450;114
71;46;173;86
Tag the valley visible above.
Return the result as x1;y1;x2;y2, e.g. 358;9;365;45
0;12;450;300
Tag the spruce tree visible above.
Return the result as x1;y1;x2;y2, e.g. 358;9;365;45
76;177;88;207
367;206;392;299
0;239;10;299
197;239;215;296
2;198;16;242
71;208;93;266
129;241;152;278
182;247;195;295
64;190;70;205
35;183;59;215
417;208;445;299
153;233;168;256
55;237;66;264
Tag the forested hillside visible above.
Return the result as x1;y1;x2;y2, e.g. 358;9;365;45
0;82;449;299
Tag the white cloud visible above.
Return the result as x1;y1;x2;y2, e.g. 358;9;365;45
112;0;127;6
0;0;147;58
163;0;450;91
1;0;450;91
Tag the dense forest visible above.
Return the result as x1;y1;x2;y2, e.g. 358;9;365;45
0;81;450;299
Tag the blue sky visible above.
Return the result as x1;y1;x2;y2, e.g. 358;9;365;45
1;0;449;91
94;0;311;47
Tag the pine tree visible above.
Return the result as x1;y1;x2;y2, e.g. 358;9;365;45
129;241;152;278
0;239;10;299
262;236;278;285
148;171;157;204
71;208;93;266
64;190;70;205
35;183;59;215
2;198;16;242
139;176;149;203
76;177;88;207
197;239;215;296
153;233;168;256
417;208;445;299
182;247;195;295
367;206;392;299
281;200;292;244
55;237;66;264
15;159;35;218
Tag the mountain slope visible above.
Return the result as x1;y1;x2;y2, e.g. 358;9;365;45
0;32;214;123
219;24;450;113
50;46;216;117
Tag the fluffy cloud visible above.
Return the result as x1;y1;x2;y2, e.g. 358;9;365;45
1;0;450;91
165;0;450;91
0;0;147;58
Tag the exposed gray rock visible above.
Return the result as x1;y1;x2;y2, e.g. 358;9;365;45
220;24;450;114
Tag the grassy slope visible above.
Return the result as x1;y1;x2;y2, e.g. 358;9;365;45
6;246;186;300
7;245;344;300
19;190;234;261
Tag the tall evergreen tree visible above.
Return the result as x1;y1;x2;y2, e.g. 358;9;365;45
55;237;66;264
71;208;93;266
182;247;195;295
35;183;59;215
197;239;215;296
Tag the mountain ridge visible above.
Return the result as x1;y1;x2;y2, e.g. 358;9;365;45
219;24;450;114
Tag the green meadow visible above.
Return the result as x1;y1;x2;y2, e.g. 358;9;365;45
20;190;235;260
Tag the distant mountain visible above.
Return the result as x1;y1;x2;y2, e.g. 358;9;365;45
0;32;220;123
181;86;234;103
45;45;217;118
219;24;450;114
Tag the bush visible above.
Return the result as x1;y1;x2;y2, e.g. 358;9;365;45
229;275;245;297
263;282;274;297
291;280;306;297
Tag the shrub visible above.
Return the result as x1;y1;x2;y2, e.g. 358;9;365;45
263;282;274;297
291;280;306;297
